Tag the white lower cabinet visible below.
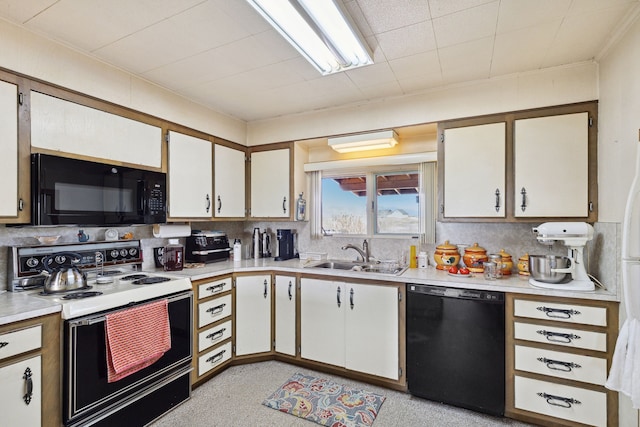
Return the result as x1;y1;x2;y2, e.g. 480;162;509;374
235;275;272;356
0;355;42;427
274;275;296;356
301;278;399;380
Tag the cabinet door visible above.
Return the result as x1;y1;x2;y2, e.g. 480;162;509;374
345;283;399;380
214;144;245;217
442;122;506;217
235;275;271;356
250;148;290;218
275;275;296;356
0;355;41;427
0;80;20;219
168;131;213;219
514;112;589;217
300;278;345;367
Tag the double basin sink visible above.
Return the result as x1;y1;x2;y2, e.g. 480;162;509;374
304;259;408;276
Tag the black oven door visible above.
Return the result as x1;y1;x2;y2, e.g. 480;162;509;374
63;291;192;425
32;153;166;226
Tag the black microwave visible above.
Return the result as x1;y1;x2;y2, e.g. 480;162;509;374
30;154;166;226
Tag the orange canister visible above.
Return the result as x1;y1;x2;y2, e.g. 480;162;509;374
517;253;530;276
463;243;488;273
434;240;460;270
498;249;513;275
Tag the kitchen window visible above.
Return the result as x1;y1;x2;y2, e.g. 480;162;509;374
308;159;436;242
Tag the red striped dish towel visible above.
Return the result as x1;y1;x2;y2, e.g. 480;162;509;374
105;299;171;383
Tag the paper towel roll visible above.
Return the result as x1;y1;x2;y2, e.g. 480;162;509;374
153;224;191;238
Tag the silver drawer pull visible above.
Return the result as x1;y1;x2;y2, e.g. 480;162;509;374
206;303;226;316
537;306;581;319
206;349;226;364
537;357;581;372
23;367;33;405
206;284;225;294
206;328;226;342
0;342;8;349
537;329;580;343
537;392;581;408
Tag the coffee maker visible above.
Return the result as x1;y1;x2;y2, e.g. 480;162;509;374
274;229;296;261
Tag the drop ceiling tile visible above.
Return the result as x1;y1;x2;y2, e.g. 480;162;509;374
388;50;441;80
427;0;497;19
496;0;571;34
567;0;639;15
356;0;431;34
345;61;397;88
432;1;499;48
376;20;436;60
397;73;443;93
343;0;374;37
438;36;493;84
209;0;272;35
358;80;404;99
0;0;56;23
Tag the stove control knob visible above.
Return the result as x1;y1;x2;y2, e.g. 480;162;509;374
55;255;66;264
129;248;138;257
119;249;128;257
110;250;119;259
26;257;39;268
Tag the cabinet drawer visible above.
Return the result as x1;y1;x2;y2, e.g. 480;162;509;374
0;355;42;426
198;341;231;377
0;325;42;361
197;277;232;300
198;320;232;353
514;322;606;352
198;295;232;328
514;299;606;327
515;345;607;385
514;375;606;427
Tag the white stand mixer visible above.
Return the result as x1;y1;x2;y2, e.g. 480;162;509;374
529;222;595;292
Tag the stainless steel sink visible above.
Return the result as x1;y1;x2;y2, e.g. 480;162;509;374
305;260;407;276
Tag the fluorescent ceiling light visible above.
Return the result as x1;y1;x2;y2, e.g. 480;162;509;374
246;0;373;75
328;130;399;153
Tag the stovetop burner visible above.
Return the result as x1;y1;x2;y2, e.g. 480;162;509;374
132;277;171;285
39;285;94;296
120;274;148;281
62;291;103;300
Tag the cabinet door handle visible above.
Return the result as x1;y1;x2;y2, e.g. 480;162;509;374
217;195;222;213
349;287;355;310
206;303;226;315
282;196;287;214
206;194;211;213
23;367;33;405
206;284;225;294
18;198;24;211
495;188;500;212
0;342;8;349
264;279;268;298
537;357;581;372
288;280;293;301
336;286;341;308
536;306;581;319
536;329;580;344
520;187;527;212
206;349;226;364
206;328;226;342
537;392;581;408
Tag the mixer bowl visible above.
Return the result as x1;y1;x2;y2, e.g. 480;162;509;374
528;255;572;284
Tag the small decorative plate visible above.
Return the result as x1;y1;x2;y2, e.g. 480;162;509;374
105;228;118;241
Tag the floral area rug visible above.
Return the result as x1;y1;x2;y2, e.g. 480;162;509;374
263;372;386;427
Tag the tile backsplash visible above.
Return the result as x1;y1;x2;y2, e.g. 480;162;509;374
0;221;619;298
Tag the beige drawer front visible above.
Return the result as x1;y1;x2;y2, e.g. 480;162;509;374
514;376;606;427
515;345;607;385
198;320;232;353
197;277;232;299
514;322;606;352
514;299;607;327
198;341;231;377
198;294;232;328
0;325;42;361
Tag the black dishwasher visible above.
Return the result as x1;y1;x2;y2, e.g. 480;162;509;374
406;284;505;416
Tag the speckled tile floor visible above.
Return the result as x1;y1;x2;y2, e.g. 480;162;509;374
149;360;534;427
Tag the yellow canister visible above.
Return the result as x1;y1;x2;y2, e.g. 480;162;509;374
517;253;530;276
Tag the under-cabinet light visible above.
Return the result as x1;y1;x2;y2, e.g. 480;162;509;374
328;130;399;153
246;0;373;75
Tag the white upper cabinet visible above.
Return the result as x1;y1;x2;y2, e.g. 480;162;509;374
514;112;589;217
250;148;290;218
168;131;213;219
30;92;162;168
0;79;21;220
214;144;245;218
442;122;506;218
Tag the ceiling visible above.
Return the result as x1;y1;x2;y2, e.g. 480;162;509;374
0;0;638;123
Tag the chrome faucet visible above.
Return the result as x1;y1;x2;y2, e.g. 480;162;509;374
342;239;370;262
